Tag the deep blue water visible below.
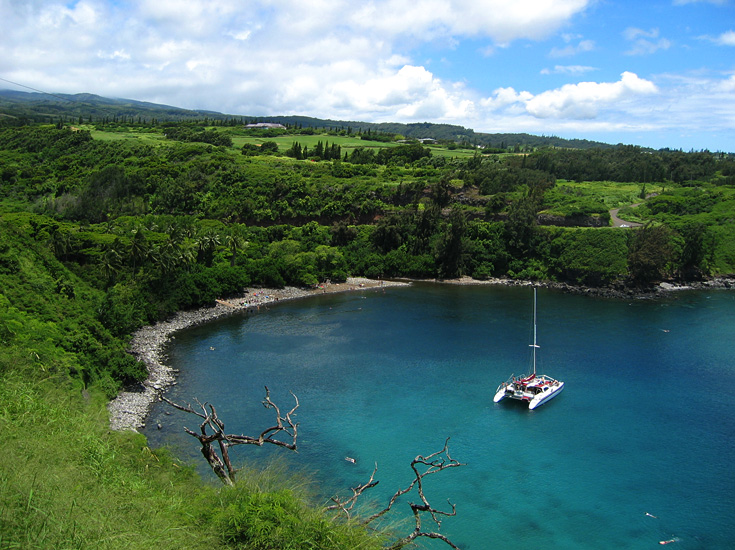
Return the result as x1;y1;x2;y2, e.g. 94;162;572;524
145;284;735;549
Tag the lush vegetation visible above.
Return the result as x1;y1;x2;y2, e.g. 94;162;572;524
1;114;733;549
0;216;382;550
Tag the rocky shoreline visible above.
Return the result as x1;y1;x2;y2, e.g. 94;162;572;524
434;275;735;299
107;278;408;432
108;274;732;432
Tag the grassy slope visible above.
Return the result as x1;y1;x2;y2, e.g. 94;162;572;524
0;221;381;550
0;369;381;549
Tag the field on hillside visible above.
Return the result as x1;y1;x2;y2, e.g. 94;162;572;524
90;125;483;163
553;180;665;208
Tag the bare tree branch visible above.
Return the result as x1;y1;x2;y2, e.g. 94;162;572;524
325;462;380;519
160;386;299;486
329;438;464;549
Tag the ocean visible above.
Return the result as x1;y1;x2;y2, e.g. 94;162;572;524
144;283;735;549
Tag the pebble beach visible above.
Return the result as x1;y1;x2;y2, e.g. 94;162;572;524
107;273;733;431
108;278;408;431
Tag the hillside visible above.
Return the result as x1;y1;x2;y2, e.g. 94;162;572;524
0;89;615;150
1;117;734;549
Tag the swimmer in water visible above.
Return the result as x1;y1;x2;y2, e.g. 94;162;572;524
345;456;356;464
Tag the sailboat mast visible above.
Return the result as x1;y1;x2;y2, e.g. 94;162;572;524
532;287;538;375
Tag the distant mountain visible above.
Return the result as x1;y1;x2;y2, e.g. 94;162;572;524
0;90;220;122
0;89;615;150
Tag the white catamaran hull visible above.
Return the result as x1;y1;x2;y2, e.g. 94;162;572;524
528;381;564;410
493;386;508;403
493;378;564;409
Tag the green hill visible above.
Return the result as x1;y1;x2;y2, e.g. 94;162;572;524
0;89;614;149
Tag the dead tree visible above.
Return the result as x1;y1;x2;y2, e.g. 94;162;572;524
327;438;464;549
160;386;299;486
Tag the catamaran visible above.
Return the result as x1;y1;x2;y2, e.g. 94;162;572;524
493;287;564;410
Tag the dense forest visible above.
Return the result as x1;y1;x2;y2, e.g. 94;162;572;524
1;109;734;548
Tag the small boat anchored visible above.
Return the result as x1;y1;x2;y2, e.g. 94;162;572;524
493;287;564;410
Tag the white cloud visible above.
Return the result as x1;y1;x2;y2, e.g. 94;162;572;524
321;65;474;121
711;30;735;46
0;0;592;115
623;27;672;55
540;65;597;75
97;49;131;61
715;74;735;92
527;72;658;118
348;0;591;44
549;39;595;57
480;72;658;120
479;45;497;57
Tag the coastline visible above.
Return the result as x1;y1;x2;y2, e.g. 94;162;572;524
108;277;408;432
108;274;732;431
429;275;734;298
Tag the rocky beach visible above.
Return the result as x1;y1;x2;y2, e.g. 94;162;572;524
108;277;408;431
108;274;733;431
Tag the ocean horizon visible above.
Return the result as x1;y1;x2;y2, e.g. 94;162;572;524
145;283;735;549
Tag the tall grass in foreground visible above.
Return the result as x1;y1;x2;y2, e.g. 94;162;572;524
0;358;382;549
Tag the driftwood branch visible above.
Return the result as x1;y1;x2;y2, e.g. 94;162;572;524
329;437;464;549
160;386;299;486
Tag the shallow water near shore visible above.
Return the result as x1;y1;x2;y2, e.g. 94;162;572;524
145;284;735;549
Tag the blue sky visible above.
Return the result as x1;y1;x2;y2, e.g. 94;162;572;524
1;0;733;151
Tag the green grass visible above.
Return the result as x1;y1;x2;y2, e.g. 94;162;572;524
90;128;168;144
0;365;211;549
425;145;479;159
0;363;383;550
231;134;378;151
553;180;665;208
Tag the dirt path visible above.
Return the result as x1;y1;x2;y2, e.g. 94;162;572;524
609;203;642;227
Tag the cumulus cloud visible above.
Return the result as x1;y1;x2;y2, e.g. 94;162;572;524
623;27;672;55
526;72;658;118
0;0;592;115
349;0;591;44
480;72;658;120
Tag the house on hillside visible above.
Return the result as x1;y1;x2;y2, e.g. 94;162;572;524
244;122;286;129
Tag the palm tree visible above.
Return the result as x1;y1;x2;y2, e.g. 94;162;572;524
178;240;197;269
129;226;149;271
225;226;249;267
195;230;221;267
101;239;124;285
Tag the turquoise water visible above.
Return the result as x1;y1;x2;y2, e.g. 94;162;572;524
145;284;735;549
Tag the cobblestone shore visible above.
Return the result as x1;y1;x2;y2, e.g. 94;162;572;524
108;278;408;431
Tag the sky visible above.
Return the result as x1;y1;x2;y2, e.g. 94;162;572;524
1;0;734;151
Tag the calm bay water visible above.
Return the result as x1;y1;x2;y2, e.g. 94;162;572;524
145;284;735;549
